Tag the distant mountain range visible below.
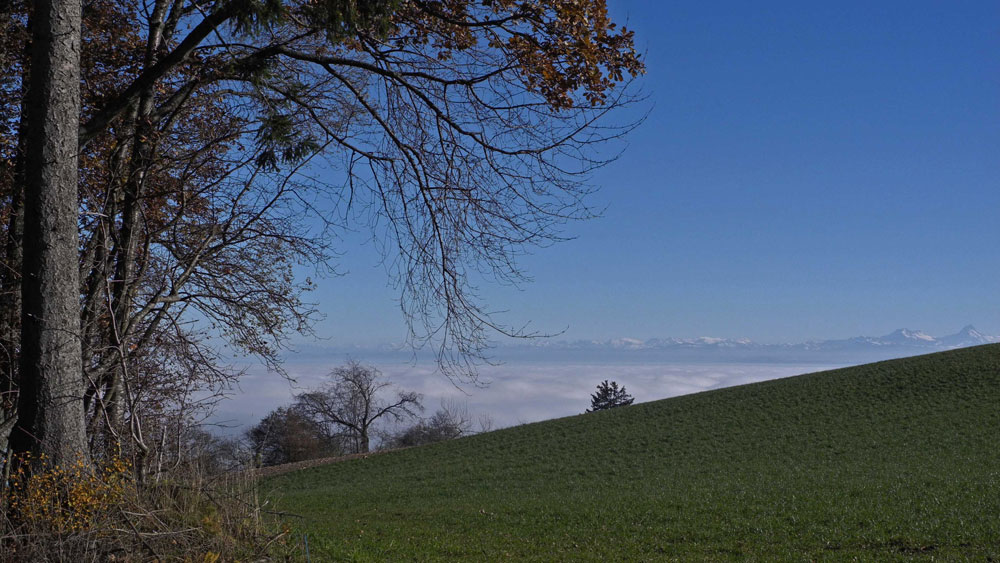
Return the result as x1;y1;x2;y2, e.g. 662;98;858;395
513;326;998;354
303;326;999;366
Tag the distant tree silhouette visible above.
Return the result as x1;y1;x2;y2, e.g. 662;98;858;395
295;361;423;453
246;406;342;467
388;400;473;448
588;380;634;412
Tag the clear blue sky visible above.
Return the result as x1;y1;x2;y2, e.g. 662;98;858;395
304;0;1000;347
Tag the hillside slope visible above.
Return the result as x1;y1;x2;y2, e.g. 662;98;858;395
269;345;1000;561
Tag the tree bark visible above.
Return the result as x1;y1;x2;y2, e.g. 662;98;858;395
358;429;369;454
9;0;89;468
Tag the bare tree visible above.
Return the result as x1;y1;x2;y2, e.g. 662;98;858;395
388;398;474;448
295;361;422;453
477;412;495;434
0;0;644;468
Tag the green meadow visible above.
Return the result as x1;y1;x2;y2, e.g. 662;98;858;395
268;345;1000;561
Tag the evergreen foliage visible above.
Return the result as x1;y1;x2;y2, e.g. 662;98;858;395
587;380;634;412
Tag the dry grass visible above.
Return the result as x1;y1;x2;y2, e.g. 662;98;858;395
1;453;301;562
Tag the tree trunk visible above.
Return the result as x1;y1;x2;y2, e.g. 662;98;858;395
0;157;23;459
359;429;370;454
0;70;29;461
101;0;168;452
9;0;89;468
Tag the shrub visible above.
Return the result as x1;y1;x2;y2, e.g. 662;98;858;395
0;452;300;561
6;452;130;534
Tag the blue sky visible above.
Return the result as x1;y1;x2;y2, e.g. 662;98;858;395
303;0;1000;347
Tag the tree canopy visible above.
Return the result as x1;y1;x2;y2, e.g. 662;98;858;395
246;405;342;467
0;0;643;468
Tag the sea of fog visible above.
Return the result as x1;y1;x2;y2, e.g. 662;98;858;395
208;349;848;435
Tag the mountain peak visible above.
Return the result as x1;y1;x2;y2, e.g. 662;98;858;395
883;328;936;343
958;325;981;336
938;325;995;347
505;325;997;354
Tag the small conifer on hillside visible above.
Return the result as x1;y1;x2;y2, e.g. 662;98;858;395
588;380;635;412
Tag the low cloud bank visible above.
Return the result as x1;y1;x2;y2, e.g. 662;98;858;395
209;357;841;435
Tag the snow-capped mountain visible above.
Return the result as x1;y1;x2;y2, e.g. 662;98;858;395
809;328;938;350
513;326;998;355
309;325;998;366
806;326;998;351
534;336;762;351
936;325;998;348
880;328;937;345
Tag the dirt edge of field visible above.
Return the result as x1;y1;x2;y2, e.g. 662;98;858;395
254;447;411;479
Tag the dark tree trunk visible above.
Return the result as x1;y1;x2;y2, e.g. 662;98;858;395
9;0;89;468
0;52;30;459
0;141;24;456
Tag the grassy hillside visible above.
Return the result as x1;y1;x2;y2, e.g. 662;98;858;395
268;345;1000;561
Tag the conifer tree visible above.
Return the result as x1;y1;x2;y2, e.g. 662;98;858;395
588;380;634;412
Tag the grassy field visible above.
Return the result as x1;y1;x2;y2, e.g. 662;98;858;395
267;345;1000;561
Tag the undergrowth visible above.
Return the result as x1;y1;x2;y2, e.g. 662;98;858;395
0;453;300;562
